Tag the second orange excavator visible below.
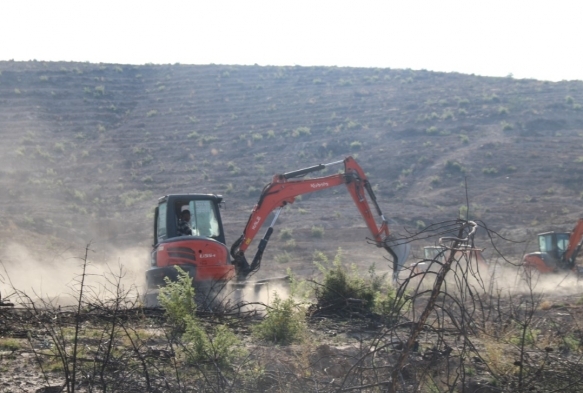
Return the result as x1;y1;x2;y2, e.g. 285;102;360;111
522;218;583;275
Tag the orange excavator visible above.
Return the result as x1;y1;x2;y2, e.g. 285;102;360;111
522;219;583;275
145;156;410;290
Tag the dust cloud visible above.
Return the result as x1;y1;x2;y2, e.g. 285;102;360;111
404;257;583;299
0;241;149;306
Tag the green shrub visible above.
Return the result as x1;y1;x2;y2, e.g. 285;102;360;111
501;121;514;131
278;228;293;241
158;267;245;365
253;292;306;344
291;127;311;137
311;226;324;238
283;239;296;250
445;160;466;174
373;285;409;319
314;248;374;309
426;126;438;135
313;250;407;317
200;135;218;144
183;322;243;366
484;93;500;103
227;161;240;175
247;186;259;196
457;97;470;106
459;205;468;220
441;110;455;120
0;338;21;351
274;251;292;264
157;267;197;332
350;141;362;151
346;120;361;130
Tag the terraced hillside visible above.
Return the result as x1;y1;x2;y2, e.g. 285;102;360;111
1;61;583;281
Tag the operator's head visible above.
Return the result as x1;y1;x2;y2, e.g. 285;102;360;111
181;210;191;221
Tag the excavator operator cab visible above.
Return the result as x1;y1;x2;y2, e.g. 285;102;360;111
537;231;570;263
153;194;226;246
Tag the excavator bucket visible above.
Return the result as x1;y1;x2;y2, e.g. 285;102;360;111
384;236;411;282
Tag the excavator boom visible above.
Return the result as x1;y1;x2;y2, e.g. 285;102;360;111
564;218;583;264
230;156;410;280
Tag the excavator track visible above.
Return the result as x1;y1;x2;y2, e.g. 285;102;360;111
143;276;290;310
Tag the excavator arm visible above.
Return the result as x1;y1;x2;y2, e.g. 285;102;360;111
230;156;410;281
564;218;583;268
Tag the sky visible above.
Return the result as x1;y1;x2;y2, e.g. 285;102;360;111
2;0;582;82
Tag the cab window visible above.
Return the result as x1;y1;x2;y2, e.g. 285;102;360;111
189;200;220;238
556;233;570;253
539;234;554;253
157;202;167;242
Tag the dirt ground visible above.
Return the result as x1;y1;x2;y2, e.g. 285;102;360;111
3;259;583;392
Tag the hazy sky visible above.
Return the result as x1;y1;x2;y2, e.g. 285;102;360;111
2;0;581;82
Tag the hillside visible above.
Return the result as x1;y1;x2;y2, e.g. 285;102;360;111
2;60;583;282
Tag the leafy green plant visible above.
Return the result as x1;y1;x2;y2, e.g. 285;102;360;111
183;322;244;366
445;160;466;174
509;326;540;347
311;225;324;238
426;126;438;135
157;267;245;366
278;228;293;241
0;338;21;352
350;141;362;151
274;251;292;264
314;248;374;309
157;267;197;332
283;239;296;250
253;292;306;344
313;249;407;317
291;126;311;137
227;161;241;175
482;167;498;175
501;121;514;131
